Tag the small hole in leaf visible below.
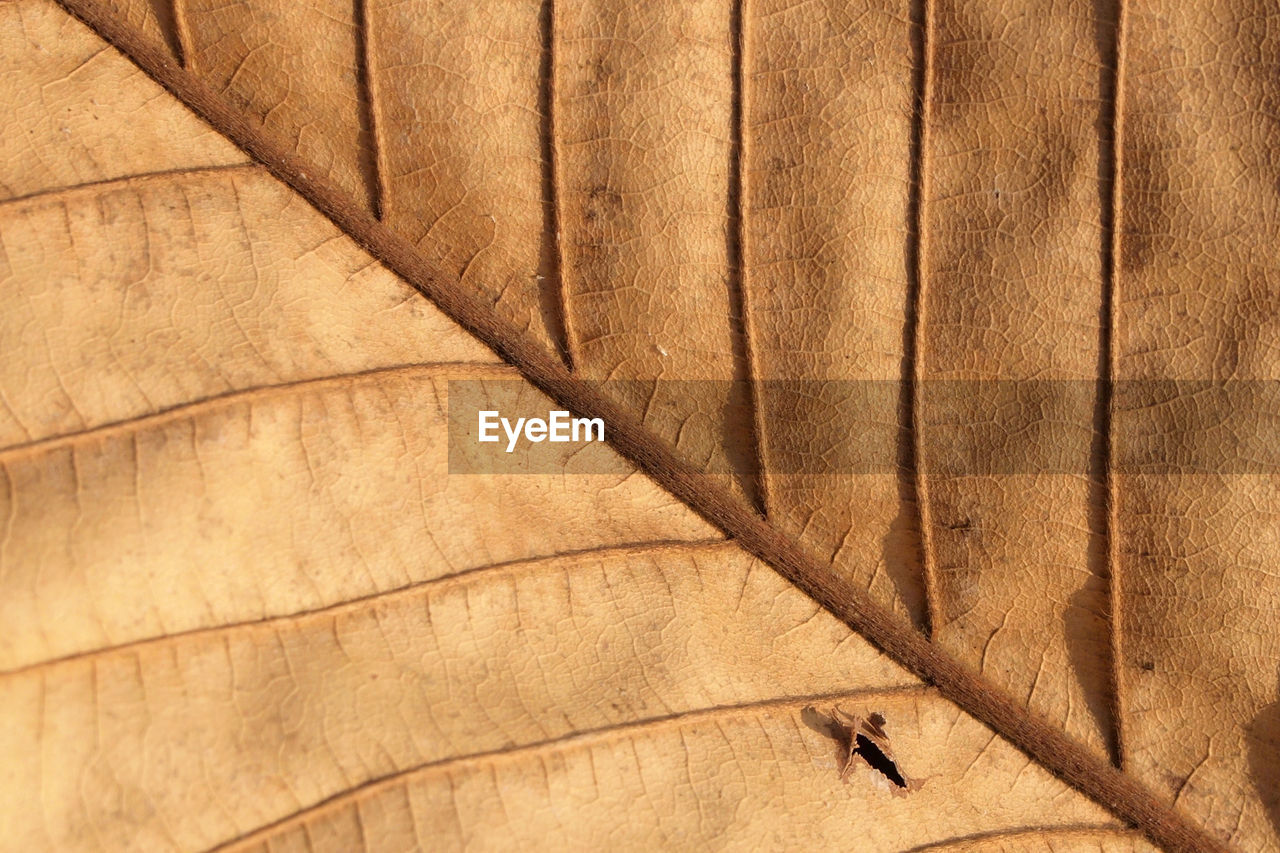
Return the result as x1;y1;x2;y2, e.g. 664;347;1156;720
801;706;916;792
854;733;908;788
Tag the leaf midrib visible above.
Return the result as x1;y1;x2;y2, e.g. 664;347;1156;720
47;2;1223;850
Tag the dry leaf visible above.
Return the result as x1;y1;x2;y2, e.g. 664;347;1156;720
0;0;1276;849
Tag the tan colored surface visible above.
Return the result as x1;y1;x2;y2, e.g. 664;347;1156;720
745;0;926;626
183;0;368;206
1116;0;1280;844
555;0;753;500
0;4;1123;850
2;0;1278;848
0;0;244;202
370;0;552;345
218;693;1116;853
918;0;1112;758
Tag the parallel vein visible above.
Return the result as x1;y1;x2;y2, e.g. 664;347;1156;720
906;0;940;638
726;0;767;518
0;538;731;679
0;361;517;464
353;0;388;220
206;685;935;853
1101;0;1130;773
0;162;254;211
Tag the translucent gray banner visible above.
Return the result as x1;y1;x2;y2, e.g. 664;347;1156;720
447;379;1280;475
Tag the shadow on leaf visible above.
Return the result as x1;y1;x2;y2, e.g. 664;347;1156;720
1248;668;1280;839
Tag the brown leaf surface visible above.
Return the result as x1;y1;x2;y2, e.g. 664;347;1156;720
1;0;1276;849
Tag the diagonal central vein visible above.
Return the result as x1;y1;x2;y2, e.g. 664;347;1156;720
49;2;1227;850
